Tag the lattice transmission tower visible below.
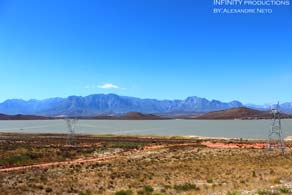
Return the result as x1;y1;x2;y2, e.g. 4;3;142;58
267;102;285;153
66;118;78;145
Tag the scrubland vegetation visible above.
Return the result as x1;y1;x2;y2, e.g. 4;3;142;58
1;133;292;195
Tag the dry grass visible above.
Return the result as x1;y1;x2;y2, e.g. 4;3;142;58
1;133;292;195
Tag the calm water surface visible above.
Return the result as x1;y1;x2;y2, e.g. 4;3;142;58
0;119;292;139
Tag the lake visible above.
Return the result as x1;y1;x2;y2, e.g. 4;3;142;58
0;119;292;139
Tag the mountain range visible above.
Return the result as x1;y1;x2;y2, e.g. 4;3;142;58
0;94;291;116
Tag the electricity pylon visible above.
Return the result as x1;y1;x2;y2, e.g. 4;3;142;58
267;102;285;153
66;118;78;145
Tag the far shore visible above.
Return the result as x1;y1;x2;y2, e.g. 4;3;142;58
0;131;288;142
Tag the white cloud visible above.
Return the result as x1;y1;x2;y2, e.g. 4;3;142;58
85;83;126;90
98;83;120;89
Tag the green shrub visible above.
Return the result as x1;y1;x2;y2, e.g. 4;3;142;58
137;190;144;195
257;189;280;195
137;185;154;195
144;185;154;193
0;152;42;166
278;187;289;193
79;190;91;195
207;178;213;183
115;190;133;195
174;183;198;191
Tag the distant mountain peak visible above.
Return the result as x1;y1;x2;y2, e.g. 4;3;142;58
0;94;291;116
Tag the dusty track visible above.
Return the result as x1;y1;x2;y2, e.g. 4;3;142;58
201;141;267;149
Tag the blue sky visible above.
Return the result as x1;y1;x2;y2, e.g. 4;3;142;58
0;0;291;104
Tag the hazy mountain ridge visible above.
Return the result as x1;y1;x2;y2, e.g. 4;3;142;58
196;107;292;120
0;94;291;116
0;113;51;120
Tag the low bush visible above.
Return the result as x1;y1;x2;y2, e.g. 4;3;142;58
257;189;280;195
174;183;199;191
207;178;213;183
278;187;290;193
137;185;154;195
